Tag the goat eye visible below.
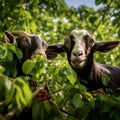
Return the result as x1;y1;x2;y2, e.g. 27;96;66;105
21;37;31;46
22;40;28;45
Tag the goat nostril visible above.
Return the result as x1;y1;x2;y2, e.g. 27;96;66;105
72;51;83;57
73;52;77;56
78;51;83;56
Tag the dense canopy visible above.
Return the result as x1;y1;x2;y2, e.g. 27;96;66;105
0;0;120;120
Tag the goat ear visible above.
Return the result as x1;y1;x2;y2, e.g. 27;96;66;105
4;31;16;43
46;43;65;60
95;41;120;53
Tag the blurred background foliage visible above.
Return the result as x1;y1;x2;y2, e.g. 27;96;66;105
0;0;120;120
0;0;120;64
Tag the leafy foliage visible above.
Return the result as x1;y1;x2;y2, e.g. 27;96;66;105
0;0;120;120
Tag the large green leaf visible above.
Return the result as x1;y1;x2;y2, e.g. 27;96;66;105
0;66;5;74
0;0;120;119
22;59;36;74
14;77;32;109
72;93;84;108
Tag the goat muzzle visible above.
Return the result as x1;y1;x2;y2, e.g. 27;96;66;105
31;48;47;59
71;58;86;69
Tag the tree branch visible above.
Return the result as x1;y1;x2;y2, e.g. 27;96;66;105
51;87;65;94
92;0;114;33
32;78;51;98
49;99;75;117
4;107;17;120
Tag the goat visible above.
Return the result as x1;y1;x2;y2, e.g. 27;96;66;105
3;31;53;120
3;30;65;120
3;30;49;76
4;31;48;62
47;29;120;96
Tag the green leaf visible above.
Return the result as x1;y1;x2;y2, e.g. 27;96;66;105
31;21;37;32
0;76;6;100
22;59;36;74
16;48;23;61
67;69;77;85
32;101;42;120
5;85;15;104
72;93;84;108
11;63;17;77
102;75;110;86
0;66;5;74
7;51;13;61
15;84;27;108
95;0;102;5
89;16;98;23
83;92;95;108
14;77;32;109
115;111;120;120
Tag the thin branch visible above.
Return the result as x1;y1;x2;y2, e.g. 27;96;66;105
49;99;75;117
32;87;43;99
32;78;51;98
4;107;17;120
59;107;75;117
49;99;62;114
92;0;114;34
51;87;65;94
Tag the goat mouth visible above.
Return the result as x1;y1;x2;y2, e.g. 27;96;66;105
71;59;86;68
31;49;47;59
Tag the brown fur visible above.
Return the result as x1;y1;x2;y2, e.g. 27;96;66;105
47;30;120;96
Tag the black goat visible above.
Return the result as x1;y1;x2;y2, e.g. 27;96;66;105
4;31;48;62
47;29;120;96
4;31;49;76
3;31;54;120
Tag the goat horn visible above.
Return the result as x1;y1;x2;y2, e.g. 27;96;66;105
11;30;30;36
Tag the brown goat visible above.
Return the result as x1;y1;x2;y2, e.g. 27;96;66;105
3;31;56;120
47;29;120;96
4;31;48;62
3;30;58;77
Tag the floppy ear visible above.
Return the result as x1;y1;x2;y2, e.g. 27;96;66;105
4;31;16;43
46;43;65;60
95;41;120;53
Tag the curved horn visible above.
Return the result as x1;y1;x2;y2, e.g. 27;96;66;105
11;30;30;37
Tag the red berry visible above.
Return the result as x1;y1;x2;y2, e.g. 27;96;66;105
90;90;96;94
47;95;51;99
43;96;47;100
39;97;43;102
98;89;104;94
38;93;43;97
40;89;46;93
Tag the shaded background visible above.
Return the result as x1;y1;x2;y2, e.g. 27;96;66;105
0;0;120;120
0;0;119;64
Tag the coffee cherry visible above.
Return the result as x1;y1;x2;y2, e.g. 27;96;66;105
47;94;51;99
90;90;96;94
38;97;43;102
98;89;104;94
38;93;43;97
43;96;47;100
38;88;51;102
40;89;47;94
